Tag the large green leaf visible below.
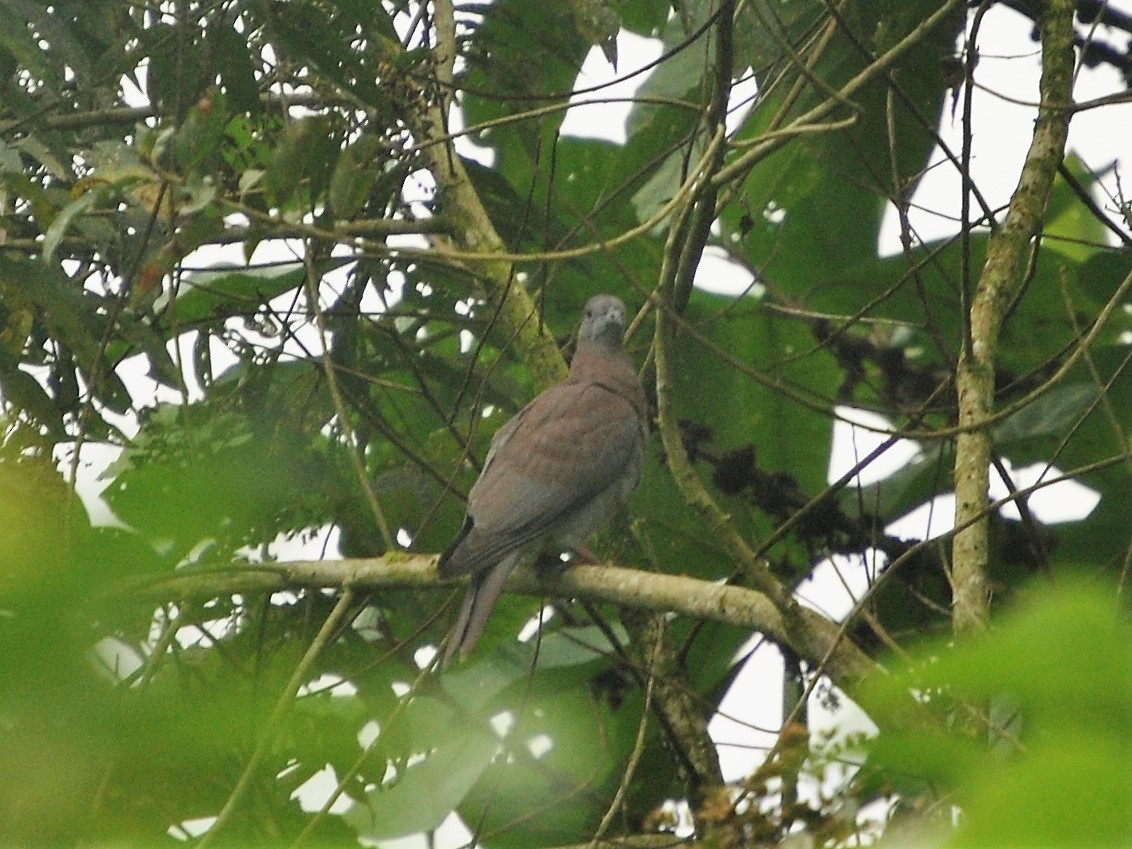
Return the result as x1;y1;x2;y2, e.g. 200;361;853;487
674;289;838;494
102;401;333;560
865;582;1132;848
623;3;718;226
461;0;593;233
258;0;392;111
720;2;962;286
0;256;132;413
0;0;66;89
346;694;500;840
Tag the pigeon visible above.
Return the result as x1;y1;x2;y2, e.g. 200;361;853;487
438;294;648;664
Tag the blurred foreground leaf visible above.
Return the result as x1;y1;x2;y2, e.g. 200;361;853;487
865;582;1132;848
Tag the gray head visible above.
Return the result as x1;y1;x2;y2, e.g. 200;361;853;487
577;295;628;349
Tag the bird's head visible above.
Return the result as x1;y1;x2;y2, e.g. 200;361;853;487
577;295;628;350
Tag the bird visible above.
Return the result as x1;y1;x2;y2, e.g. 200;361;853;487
437;294;648;665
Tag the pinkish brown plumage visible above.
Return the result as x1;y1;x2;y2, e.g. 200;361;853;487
438;295;647;664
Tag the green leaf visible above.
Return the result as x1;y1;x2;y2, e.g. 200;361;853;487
345;697;500;840
993;382;1100;446
172;87;230;176
0;138;21;174
462;0;590;199
264;0;389;110
0;360;64;437
719;2;962;285
623;7;712;225
865;582;1132;848
453;679;630;844
0;1;62;89
213;23;261;116
675;290;837;494
0;256;131;413
733;0;824;73
841;441;949;525
264;115;338;210
102;402;330;559
42;189;101;264
142;22;208;111
329;134;382;218
1042;155;1109;262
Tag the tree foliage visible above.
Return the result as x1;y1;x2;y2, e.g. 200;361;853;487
0;0;1130;845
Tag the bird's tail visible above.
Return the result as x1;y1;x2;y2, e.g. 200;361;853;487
440;552;519;666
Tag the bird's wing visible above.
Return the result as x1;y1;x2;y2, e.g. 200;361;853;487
440;380;643;576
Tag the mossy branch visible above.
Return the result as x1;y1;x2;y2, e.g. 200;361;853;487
122;554;879;690
951;0;1075;635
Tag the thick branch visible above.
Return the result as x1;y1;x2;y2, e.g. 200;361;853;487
621;608;724;793
951;0;1075;635
125;555;879;690
404;27;567;386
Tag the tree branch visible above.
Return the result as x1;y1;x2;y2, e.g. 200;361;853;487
123;555;879;690
620;608;724;794
402;20;567;387
951;0;1075;636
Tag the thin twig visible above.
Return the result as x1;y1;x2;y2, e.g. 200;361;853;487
196;589;358;848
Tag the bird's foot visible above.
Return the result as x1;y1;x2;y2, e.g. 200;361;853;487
570;544;602;564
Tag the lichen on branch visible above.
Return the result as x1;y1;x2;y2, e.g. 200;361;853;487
951;0;1076;636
